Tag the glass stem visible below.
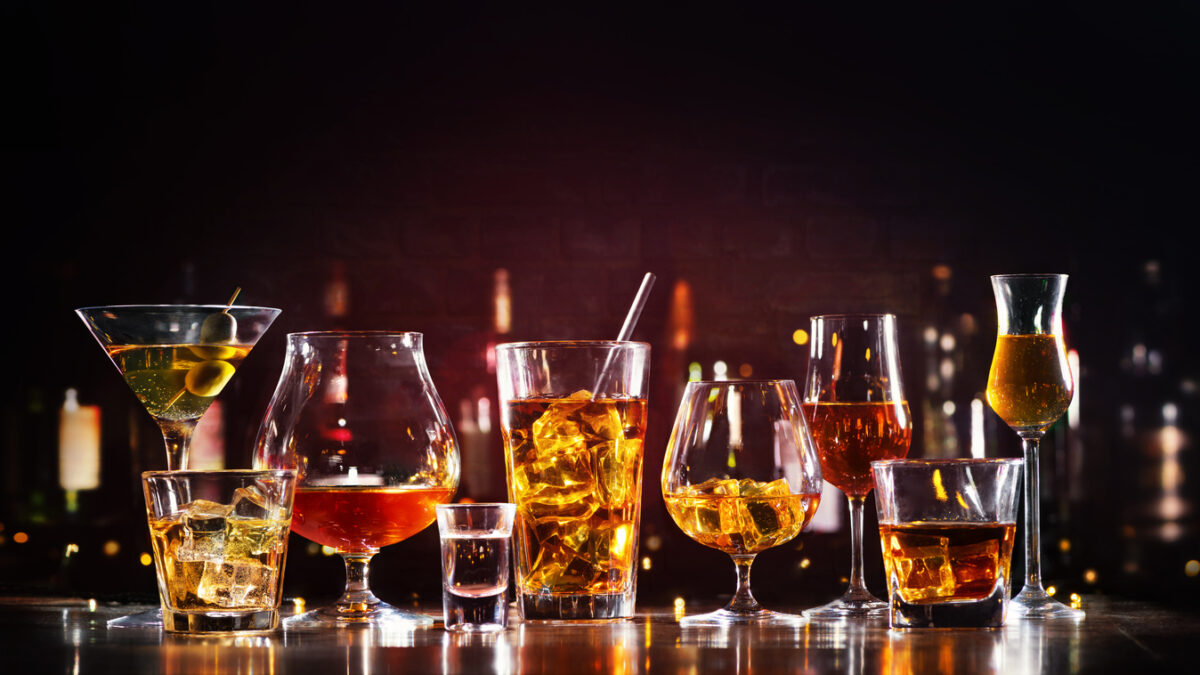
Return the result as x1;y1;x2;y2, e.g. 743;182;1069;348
727;554;761;614
157;420;196;471
846;494;870;597
1020;434;1044;591
337;552;382;615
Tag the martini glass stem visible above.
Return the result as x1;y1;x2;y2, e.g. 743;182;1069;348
1020;434;1045;593
728;554;760;614
337;552;382;616
157;420;196;471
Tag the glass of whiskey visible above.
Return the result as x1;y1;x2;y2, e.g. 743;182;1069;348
142;469;296;634
872;459;1023;628
436;503;517;632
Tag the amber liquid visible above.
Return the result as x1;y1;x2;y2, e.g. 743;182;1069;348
148;513;289;611
502;396;646;596
986;334;1073;433
879;522;1016;603
107;344;250;421
665;479;820;555
802;401;912;497
291;486;454;553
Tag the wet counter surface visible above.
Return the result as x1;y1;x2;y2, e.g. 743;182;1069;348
2;596;1193;674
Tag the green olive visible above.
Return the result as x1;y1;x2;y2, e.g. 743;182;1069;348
200;311;238;343
190;345;241;360
185;360;236;397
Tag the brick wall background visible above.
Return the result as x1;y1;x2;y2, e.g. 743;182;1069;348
5;4;1197;607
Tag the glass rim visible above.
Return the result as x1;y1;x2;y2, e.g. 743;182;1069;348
76;304;281;313
989;273;1068;280
494;340;650;350
435;502;516;512
871;458;1023;468
287;330;423;339
141;469;297;480
685;378;797;386
809;313;897;321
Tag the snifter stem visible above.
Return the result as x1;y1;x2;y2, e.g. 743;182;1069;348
1020;435;1045;592
728;554;761;614
335;552;382;617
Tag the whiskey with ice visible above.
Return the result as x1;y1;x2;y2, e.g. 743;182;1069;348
501;391;646;619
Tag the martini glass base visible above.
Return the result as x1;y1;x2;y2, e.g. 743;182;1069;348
680;608;807;627
802;594;888;620
283;602;435;630
1009;587;1085;620
107;608;163;630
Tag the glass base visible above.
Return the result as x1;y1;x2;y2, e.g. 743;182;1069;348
283;602;435;630
803;593;888;619
163;608;278;634
519;591;634;621
680;608;806;627
1009;586;1085;620
107;607;163;630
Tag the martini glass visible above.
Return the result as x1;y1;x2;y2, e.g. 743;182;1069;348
75;304;281;628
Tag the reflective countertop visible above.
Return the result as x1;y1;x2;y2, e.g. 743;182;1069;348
2;596;1193;674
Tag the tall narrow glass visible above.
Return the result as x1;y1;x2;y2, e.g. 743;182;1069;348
802;314;912;619
662;380;823;626
254;331;460;628
495;341;649;621
986;274;1083;620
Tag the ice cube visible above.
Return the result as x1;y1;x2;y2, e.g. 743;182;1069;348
889;533;956;602
948;539;1000;598
196;559;276;608
224;518;287;559
177;500;232;563
230;485;272;519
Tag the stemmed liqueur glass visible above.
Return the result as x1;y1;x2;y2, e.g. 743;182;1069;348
254;331;460;628
802;314;912;619
662;380;823;626
986;274;1083;620
76;303;280;629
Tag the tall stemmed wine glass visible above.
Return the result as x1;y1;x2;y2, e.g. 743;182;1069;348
76;302;280;630
802;314;912;619
986;274;1083;620
662;380;823;626
254;332;460;628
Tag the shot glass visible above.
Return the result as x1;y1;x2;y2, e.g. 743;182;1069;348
436;503;517;632
143;470;296;634
871;459;1023;629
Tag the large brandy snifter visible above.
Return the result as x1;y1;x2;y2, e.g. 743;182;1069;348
254;331;460;629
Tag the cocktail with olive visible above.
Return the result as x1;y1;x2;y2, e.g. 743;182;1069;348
76;299;281;470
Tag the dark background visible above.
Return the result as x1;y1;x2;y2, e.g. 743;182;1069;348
2;2;1197;611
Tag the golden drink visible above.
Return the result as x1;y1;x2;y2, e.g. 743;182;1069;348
108;344;250;421
879;522;1016;603
664;477;819;555
148;497;290;616
501;393;646;604
986;334;1073;432
802;401;912;497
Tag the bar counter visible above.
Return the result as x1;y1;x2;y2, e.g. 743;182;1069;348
2;596;1193;673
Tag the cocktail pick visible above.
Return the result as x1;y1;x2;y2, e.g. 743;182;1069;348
164;287;244;410
592;272;656;398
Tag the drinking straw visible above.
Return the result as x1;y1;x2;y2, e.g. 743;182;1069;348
617;272;656;341
592;272;656;397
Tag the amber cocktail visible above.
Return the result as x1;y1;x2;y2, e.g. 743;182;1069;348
496;341;650;620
